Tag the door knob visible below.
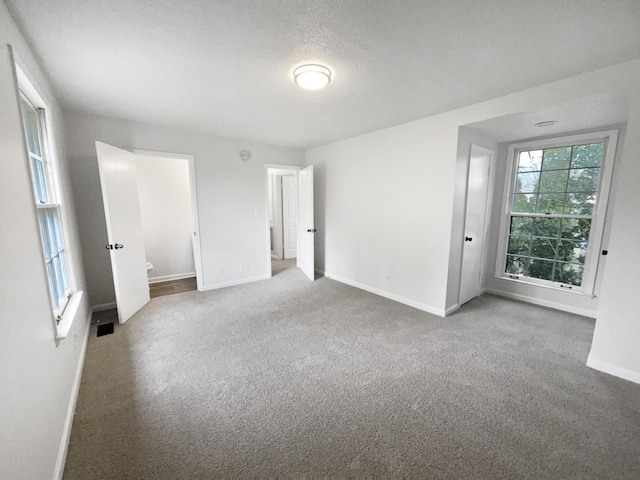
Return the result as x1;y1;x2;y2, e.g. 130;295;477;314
105;244;113;250
114;243;124;249
465;236;473;242
307;228;317;233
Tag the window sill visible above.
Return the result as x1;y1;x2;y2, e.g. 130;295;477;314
494;275;595;298
55;290;83;344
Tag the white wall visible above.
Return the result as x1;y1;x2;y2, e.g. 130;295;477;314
136;155;195;282
588;85;640;383
0;2;91;479
306;60;640;319
64;113;305;306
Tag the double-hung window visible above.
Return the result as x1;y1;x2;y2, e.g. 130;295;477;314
497;130;618;294
19;85;72;322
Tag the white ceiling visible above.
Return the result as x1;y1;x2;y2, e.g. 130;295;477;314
464;91;632;143
6;0;640;149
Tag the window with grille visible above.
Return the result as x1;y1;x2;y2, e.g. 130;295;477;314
19;93;72;321
498;131;617;294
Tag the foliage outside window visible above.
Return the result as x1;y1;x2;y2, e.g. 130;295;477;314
500;132;617;292
20;93;72;321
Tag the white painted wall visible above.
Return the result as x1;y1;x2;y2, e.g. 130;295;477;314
307;60;640;320
0;2;91;479
136;155;195;282
588;85;640;384
64;113;305;306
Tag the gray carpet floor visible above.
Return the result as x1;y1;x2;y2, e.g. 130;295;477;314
64;262;640;479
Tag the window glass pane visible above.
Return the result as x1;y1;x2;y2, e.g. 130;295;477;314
538;169;569;193
541;147;571;170
507;235;530;255
30;155;48;203
565;192;595;215
532;217;560;238
518;150;542;171
560;218;591;241
536;193;565;214
515;171;539;193
568;168;600;192
531;237;557;261
506;255;529;275
556;262;584;286
20;98;42;157
510;216;533;236
512;194;537;213
571;143;603;168
528;258;554;281
556;240;587;264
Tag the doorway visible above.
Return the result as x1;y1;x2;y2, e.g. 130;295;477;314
459;145;493;305
96;142;203;323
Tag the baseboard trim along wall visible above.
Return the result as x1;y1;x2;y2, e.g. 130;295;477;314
201;274;271;292
484;288;597;318
148;272;197;284
586;356;640;385
91;302;116;312
53;312;90;480
445;304;460;316
325;272;446;317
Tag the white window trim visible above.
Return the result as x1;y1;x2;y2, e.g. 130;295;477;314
16;63;82;341
495;129;618;296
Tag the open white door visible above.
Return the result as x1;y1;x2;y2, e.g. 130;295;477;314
96;142;150;323
297;165;315;281
459;145;492;305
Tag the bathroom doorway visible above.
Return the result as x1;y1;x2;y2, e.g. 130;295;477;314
134;149;203;295
266;165;300;277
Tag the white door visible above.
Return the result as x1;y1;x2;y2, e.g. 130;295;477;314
459;145;492;305
297;165;315;281
282;175;297;259
96;142;150;323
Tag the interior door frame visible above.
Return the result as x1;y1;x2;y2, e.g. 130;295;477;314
458;144;494;305
133;149;203;291
264;164;301;277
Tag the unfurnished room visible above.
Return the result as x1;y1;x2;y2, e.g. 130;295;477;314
1;1;640;479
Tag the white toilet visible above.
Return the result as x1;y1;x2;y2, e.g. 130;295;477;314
146;262;154;275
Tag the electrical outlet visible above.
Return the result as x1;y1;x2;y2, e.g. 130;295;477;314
239;265;244;272
244;263;250;271
217;267;223;275
386;275;391;284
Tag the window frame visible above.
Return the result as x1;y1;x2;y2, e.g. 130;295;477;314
16;66;76;328
495;129;618;295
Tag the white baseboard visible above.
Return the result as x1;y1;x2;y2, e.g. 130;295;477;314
148;272;196;284
201;274;270;292
325;272;445;317
586;356;640;385
91;302;116;312
53;311;90;480
484;288;596;318
445;304;460;316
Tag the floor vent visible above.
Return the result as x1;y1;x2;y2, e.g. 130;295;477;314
96;322;115;337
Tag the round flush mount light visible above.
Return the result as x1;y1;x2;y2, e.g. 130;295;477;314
240;150;252;161
534;120;559;128
293;64;331;90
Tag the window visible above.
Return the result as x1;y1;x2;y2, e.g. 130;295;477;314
497;130;618;294
19;84;72;322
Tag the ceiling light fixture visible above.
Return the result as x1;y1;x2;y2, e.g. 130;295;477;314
293;64;331;90
534;120;559;128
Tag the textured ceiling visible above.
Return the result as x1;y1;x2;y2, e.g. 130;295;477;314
6;0;640;148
